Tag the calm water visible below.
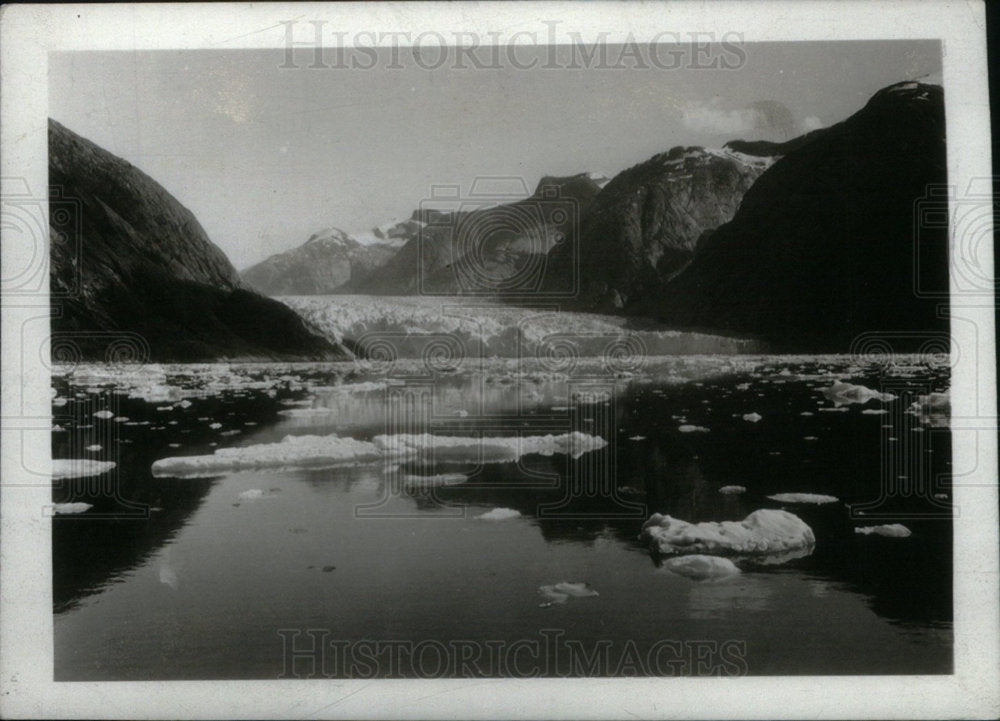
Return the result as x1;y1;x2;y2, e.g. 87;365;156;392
52;356;952;679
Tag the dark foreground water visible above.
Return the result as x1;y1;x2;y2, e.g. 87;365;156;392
52;355;952;679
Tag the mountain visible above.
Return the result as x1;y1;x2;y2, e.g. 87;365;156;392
353;173;606;295
657;81;947;349
48;119;348;361
241;228;401;295
543;146;780;310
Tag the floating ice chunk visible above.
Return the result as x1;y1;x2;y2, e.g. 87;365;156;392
767;493;838;505
629;435;647;441
933;492;948;500
718;485;746;495
92;410;114;419
52;459;116;479
735;383;751;391
220;430;241;436
156;406;172;412
455;410;469;418
85;444;102;452
153;431;606;478
641;509;814;559
742;413;762;423
175;400;192;409
476;507;521;521
280;399;314;407
803;436;818;441
52;502;93;515
152;433;383;478
800;411;814;416
664;554;741;581
310;381;387;394
907;392;950;427
277;407;337;417
821;381;897;407
209;422;223;429
678;425;709;433
538;582;599;607
237;489;266;501
114;416;129;422
861;409;888;415
52;424;66;432
855;524;912;538
401;473;467;487
374;431;607;462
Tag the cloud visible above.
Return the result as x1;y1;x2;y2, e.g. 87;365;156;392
681;100;763;136
682;99;825;139
801;115;824;132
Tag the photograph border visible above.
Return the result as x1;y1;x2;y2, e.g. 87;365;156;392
1;2;997;718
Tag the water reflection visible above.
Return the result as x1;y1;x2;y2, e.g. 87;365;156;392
52;356;952;676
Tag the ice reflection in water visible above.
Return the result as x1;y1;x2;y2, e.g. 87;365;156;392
51;355;952;679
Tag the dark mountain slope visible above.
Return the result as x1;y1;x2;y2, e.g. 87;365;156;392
48;119;347;361
241;228;400;296
657;82;947;349
353;173;606;296
544;146;778;310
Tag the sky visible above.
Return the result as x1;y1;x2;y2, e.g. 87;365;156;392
50;41;941;270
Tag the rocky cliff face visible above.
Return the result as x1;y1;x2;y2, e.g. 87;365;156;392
543;147;778;310
657;82;947;349
353;173;606;295
48;119;348;361
241;228;401;295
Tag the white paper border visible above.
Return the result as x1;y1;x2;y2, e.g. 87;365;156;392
1;2;997;718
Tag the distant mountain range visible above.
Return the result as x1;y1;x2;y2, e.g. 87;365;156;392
50;80;947;357
48;119;348;361
241;228;402;295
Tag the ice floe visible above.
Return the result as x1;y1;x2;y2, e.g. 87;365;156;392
476;507;521;521
52;502;93;515
861;409;888;415
663;554;741;581
538;582;599;607
641;509;815;560
766;493;838;505
821;381;897;406
907;391;950;427
52;459;116;479
92;410;114;419
718;485;746;495
401;472;468;487
678;424;709;433
742;413;762;422
152;431;606;478
855;524;912;538
374;431;606;462
85;444;102;452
